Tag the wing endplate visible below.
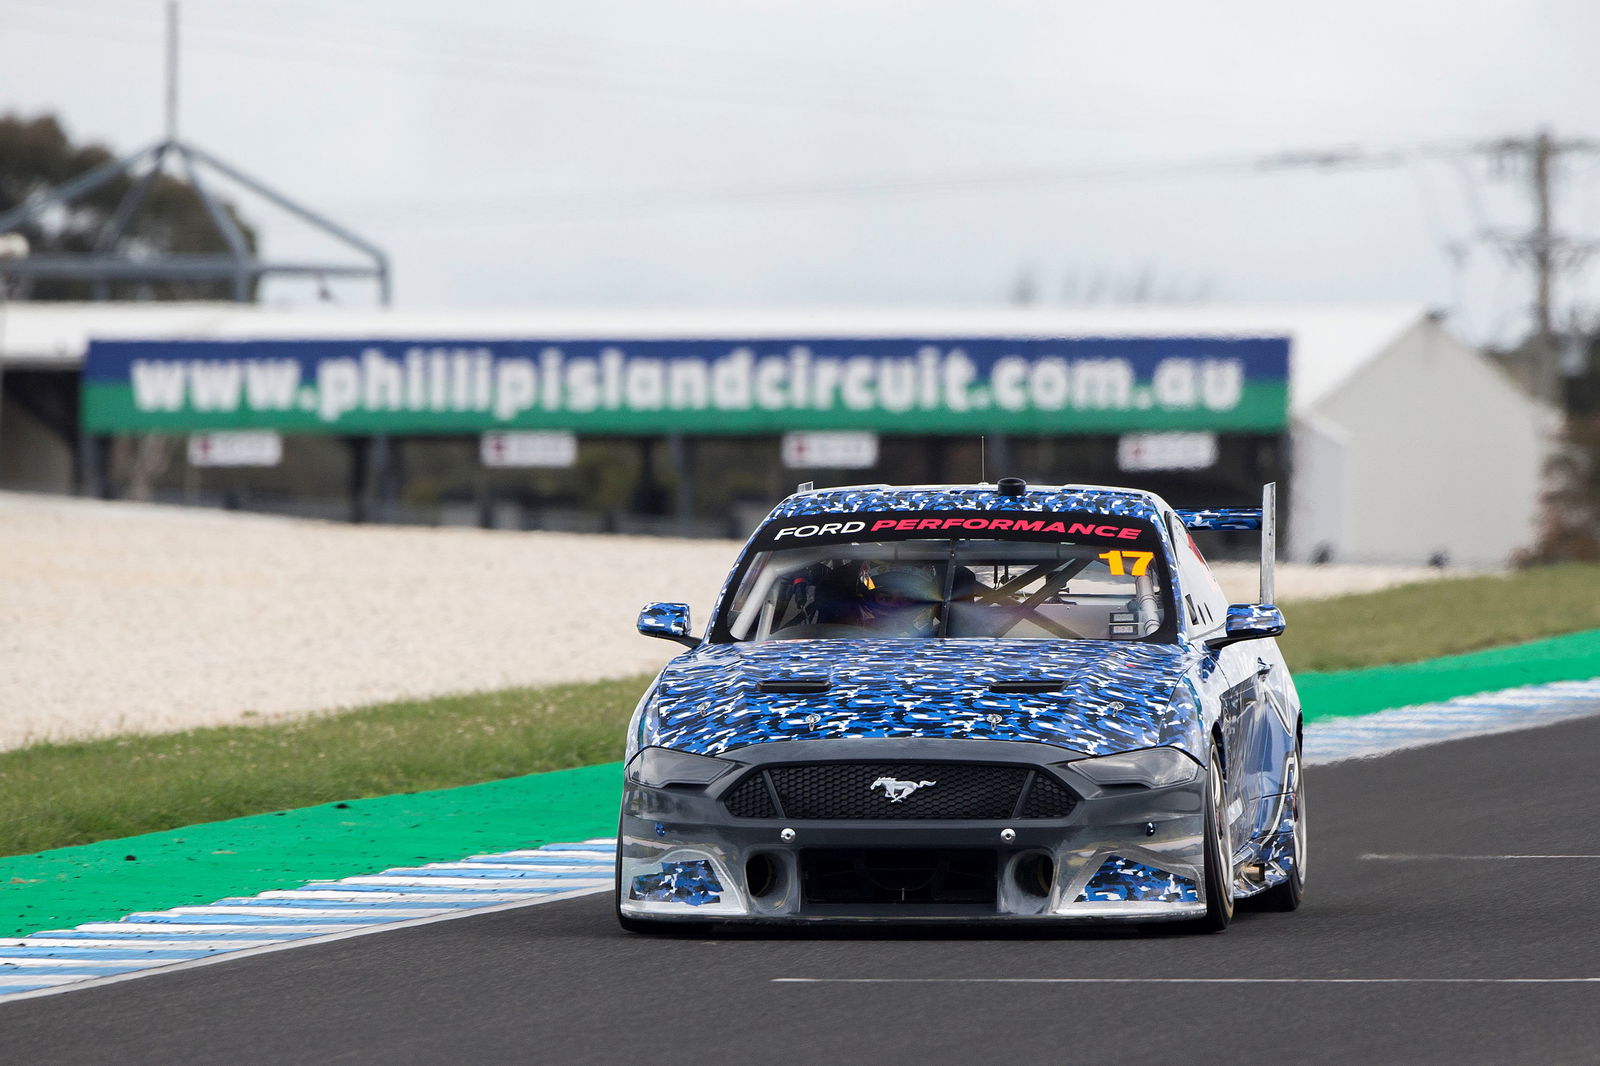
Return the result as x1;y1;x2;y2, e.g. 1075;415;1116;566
1174;508;1262;531
1175;483;1277;605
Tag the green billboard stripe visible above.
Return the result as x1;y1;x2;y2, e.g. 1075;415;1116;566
1297;627;1600;723
83;379;1287;434
0;762;621;940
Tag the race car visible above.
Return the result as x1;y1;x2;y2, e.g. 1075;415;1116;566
617;478;1304;931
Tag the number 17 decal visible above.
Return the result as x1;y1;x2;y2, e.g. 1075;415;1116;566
1098;550;1155;576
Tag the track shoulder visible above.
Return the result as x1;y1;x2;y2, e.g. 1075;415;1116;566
9;713;1600;1064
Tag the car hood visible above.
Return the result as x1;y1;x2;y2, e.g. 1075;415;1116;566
647;638;1206;759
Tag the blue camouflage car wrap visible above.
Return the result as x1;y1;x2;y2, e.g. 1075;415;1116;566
629;860;724;906
619;482;1305;928
1076;855;1201;903
638;638;1207;759
765;485;1162;521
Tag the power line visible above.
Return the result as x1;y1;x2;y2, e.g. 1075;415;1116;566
0;0;1145;133
6;0;1168;121
336;143;1489;224
185;0;1120;111
8;1;1598;348
1214;132;1600;369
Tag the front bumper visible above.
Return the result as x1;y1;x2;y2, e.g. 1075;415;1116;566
618;738;1208;923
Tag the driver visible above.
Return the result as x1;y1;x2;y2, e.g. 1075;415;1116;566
859;562;943;637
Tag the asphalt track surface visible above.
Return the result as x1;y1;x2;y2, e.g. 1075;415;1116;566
12;716;1600;1066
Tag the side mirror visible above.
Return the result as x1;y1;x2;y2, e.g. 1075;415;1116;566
637;602;700;649
1206;603;1286;650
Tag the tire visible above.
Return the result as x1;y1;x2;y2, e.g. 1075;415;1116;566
1187;755;1235;933
1253;743;1307;912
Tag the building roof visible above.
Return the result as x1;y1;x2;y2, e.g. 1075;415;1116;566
0;301;1429;417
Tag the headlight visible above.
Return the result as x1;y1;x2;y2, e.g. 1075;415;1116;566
627;746;738;788
624;688;662;764
1063;746;1201;789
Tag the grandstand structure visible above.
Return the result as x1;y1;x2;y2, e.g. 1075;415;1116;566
0;303;1552;565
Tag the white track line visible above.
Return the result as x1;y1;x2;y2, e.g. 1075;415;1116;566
773;977;1600;985
413;862;611;872
68;923;361;935
0;958;167;969
249;891;538;904
0;939;284;951
0;974;99;988
328;876;607;890
1362;854;1600;861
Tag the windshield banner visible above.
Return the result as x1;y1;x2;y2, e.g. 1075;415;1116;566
757;510;1162;547
82;335;1289;434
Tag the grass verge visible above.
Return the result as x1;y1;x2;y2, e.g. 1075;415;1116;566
1276;562;1600;672
4;563;1599;858
0;675;651;858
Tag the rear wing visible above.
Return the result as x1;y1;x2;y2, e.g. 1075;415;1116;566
1174;483;1277;605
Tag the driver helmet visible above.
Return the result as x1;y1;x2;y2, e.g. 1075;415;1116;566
859;562;942;636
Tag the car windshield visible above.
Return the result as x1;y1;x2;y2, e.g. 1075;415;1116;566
717;520;1173;643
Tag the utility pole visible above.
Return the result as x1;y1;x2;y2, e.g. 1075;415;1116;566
1259;131;1600;363
165;1;180;142
1531;129;1555;342
1473;129;1600;402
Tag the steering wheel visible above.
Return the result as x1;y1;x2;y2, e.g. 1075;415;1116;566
771;623;865;640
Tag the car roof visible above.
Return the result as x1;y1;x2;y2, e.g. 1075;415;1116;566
765;483;1170;524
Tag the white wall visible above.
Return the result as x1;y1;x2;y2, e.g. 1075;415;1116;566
1305;318;1551;566
1287;413;1350;563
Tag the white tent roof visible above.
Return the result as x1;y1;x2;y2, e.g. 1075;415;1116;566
1;301;1429;417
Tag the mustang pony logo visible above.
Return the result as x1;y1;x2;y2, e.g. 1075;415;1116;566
871;777;936;802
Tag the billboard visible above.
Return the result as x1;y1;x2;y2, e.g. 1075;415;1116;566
82;336;1289;434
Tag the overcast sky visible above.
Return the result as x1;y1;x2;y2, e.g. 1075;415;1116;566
3;0;1599;346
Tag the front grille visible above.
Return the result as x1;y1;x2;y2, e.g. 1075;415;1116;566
774;762;1024;819
719;762;1078;821
1019;773;1076;818
722;773;778;818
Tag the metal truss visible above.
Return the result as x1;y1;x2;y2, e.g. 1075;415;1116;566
0;135;390;305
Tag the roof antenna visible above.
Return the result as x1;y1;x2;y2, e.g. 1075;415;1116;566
980;436;987;484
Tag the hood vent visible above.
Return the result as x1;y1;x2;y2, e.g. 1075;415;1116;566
988;680;1065;694
756;677;832;694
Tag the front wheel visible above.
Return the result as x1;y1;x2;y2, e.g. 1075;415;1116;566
1254;744;1307;912
1187;756;1235;933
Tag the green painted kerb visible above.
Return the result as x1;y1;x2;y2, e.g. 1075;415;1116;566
1297;628;1600;723
0;762;622;940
